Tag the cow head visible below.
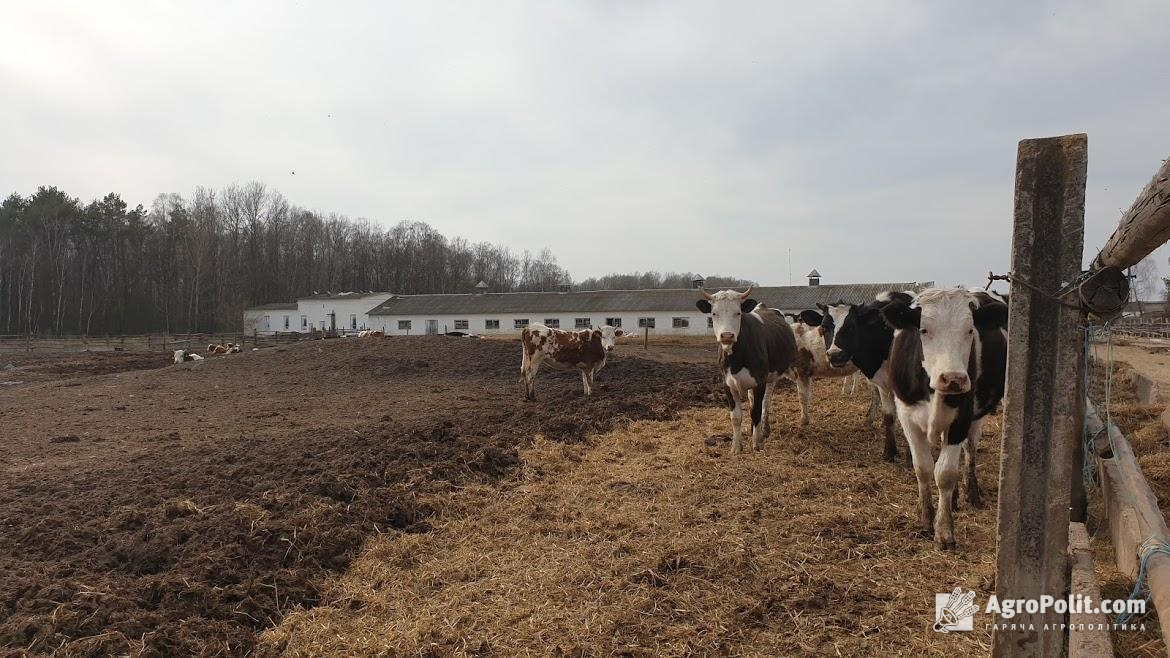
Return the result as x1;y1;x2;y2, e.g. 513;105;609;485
695;287;756;354
820;300;861;368
882;288;1008;395
595;325;629;352
799;309;836;349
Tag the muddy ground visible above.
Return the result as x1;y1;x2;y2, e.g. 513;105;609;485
0;337;721;657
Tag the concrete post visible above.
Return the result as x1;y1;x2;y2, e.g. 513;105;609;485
993;134;1087;658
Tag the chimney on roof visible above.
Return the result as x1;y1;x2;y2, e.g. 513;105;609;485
692;275;705;289
557;283;572;293
807;269;821;286
472;280;489;295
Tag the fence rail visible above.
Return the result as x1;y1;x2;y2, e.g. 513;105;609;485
0;332;311;354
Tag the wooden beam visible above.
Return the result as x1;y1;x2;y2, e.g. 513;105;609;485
1091;156;1170;271
993;134;1088;658
1068;522;1113;658
1088;398;1170;647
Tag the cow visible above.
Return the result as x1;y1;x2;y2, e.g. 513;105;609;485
520;324;629;400
882;288;1008;550
357;330;385;337
695;288;797;455
207;343;229;354
820;291;916;463
173;349;204;364
789;309;881;423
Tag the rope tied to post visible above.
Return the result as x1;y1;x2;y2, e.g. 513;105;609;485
1081;321;1114;489
1117;538;1170;625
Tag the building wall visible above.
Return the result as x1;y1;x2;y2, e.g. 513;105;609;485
365;310;800;336
243;309;297;334
294;294;394;333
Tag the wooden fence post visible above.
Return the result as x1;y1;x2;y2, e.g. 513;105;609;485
993;133;1087;658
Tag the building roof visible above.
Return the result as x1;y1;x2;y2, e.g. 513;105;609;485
245;302;299;311
368;282;932;316
296;291;391;301
807;269;821;278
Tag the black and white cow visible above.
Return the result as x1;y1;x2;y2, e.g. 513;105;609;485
696;288;797;454
882;288;1008;550
820;291;916;462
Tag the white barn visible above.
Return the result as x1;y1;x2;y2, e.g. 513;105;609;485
242;291;394;335
364;280;931;337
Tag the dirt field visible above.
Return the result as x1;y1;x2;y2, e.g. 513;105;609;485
0;337;719;657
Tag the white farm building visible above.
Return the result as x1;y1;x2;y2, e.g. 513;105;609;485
243;276;931;337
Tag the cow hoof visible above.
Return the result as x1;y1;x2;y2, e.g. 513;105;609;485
883;450;896;463
968;491;983;508
936;539;957;552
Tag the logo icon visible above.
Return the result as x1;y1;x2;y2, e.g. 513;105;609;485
934;587;978;632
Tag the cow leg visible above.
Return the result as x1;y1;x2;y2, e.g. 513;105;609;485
795;376;811;426
934;442;962;551
521;360;540;401
760;381;775;439
727;387;745;455
840;377;849;395
750;381;768;451
964;417;984;508
899;411;935;538
865;384;880;424
580;368;592;396
877;386;898;463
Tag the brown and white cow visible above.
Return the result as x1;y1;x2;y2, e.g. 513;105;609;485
695;288;797;454
787;309;878;426
520;324;629;400
173;349;204;364
882;288;1008;550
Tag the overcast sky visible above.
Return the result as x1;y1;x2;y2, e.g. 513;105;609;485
2;1;1169;289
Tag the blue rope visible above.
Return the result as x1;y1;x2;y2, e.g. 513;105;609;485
1117;538;1170;625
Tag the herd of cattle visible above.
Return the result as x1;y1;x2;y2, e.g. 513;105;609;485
172;342;243;363
520;286;1009;551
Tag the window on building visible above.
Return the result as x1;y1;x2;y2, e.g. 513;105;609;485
350;314;358;330
638;317;656;328
283;315;290;330
672;317;689;328
707;317;713;328
263;315;271;330
454;319;469;330
543;318;560;328
574;318;590;329
485;319;500;330
319;320;326;330
514;319;530;329
301;315;307;329
398;320;412;331
605;317;622;328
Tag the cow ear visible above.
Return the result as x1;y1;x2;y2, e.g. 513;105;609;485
740;299;757;313
816;303;827;312
614;329;626;337
973;301;1009;331
696;299;712;314
881;301;921;330
798;310;823;326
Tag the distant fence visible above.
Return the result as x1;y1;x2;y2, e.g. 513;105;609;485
0;331;312;354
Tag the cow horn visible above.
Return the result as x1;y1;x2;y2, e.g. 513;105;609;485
700;288;714;300
740;286;753;299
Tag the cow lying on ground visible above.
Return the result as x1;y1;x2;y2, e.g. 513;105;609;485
520;324;629;400
788;309;880;425
173;350;204;364
207;343;242;354
882;288;1008;550
821;291;916;463
357;330;385;337
696;288;797;454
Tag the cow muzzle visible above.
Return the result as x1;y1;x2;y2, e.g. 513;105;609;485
934;371;971;394
827;349;849;368
718;332;736;345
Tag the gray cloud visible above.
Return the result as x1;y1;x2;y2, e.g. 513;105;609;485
2;0;1168;289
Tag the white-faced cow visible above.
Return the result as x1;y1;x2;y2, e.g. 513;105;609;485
696;288;797;454
819;291;916;462
520;324;629;400
882;288;1008;550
